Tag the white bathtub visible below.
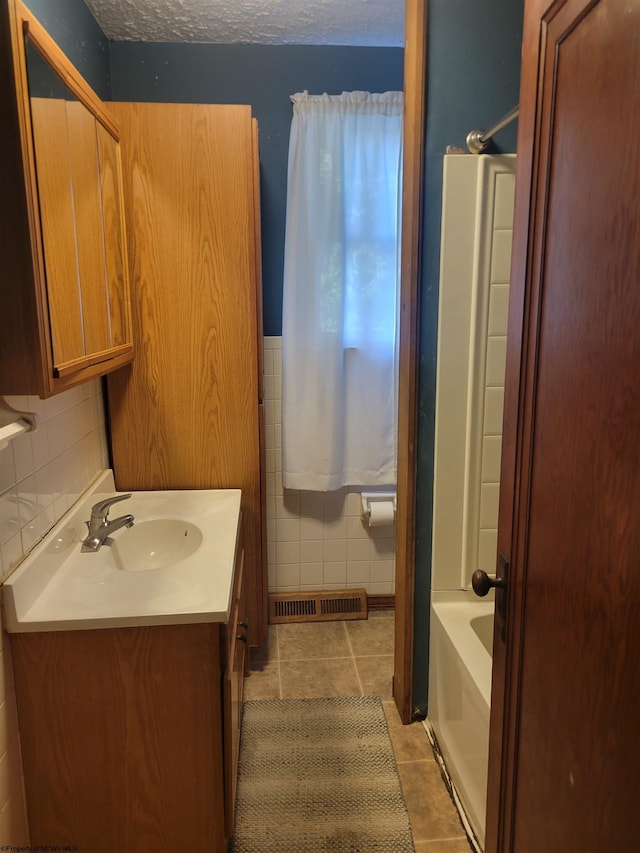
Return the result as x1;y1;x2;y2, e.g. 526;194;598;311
427;599;494;849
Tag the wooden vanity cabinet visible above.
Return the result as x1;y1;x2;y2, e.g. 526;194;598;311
223;540;248;836
10;550;246;852
0;0;133;397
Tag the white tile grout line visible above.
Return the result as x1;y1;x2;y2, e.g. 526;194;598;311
279;656;356;662
394;757;434;766
275;624;284;700
342;621;365;696
276;654;392;662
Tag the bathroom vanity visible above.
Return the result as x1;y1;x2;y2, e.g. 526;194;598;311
3;473;247;851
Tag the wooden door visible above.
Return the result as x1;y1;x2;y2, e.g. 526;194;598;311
108;103;266;647
487;0;640;849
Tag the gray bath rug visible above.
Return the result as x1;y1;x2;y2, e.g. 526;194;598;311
230;695;415;853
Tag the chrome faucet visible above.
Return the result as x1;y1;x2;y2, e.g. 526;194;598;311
82;493;134;552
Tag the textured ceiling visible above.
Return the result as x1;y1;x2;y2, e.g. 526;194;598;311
84;0;405;47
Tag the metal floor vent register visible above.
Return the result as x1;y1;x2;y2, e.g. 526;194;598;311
268;589;367;624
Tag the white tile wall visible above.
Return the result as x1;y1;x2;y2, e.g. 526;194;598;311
263;337;395;596
432;154;515;591
477;168;515;574
0;378;109;844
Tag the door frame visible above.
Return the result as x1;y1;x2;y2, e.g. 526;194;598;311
394;0;427;724
485;0;543;841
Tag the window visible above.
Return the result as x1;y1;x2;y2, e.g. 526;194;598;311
282;91;403;491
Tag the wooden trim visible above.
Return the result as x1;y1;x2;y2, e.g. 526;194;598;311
115;140;134;350
54;343;133;377
48;349;134;394
252;119;264;402
224;545;245;835
367;594;395;611
394;0;427;724
486;0;549;848
252;119;269;647
2;0;53;395
17;0;120;138
257;402;268;640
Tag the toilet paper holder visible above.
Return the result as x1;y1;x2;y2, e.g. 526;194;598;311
360;491;397;523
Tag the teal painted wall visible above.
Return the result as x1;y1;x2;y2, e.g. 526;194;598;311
22;0;111;97
412;0;523;712
109;43;404;337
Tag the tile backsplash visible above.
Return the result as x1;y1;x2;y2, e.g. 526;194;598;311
0;378;109;843
263;337;395;596
0;380;108;582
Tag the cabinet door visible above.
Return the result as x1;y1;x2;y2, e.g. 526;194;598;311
13;624;227;851
96;124;130;350
0;0;134;396
30;95;85;365
25;34;130;379
65;100;111;360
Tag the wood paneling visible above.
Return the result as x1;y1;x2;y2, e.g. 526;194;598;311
108;102;266;646
11;624;226;852
252;119;269;641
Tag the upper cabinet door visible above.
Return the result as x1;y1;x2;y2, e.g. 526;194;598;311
96;124;130;351
0;0;133;396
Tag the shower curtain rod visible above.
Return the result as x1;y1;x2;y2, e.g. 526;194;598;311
466;105;519;154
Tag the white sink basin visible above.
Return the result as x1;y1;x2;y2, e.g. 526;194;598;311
2;470;241;632
109;519;203;571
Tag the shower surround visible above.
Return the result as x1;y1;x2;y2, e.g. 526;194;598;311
428;154;516;849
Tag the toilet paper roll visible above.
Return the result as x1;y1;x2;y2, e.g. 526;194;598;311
368;501;395;527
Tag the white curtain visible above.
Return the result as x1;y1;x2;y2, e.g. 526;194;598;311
281;90;403;491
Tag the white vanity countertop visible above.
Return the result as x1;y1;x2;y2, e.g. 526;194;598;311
2;470;242;633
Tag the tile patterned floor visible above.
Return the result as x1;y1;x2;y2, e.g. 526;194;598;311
246;613;473;852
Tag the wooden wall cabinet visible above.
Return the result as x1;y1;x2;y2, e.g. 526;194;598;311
11;541;248;852
0;0;133;397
